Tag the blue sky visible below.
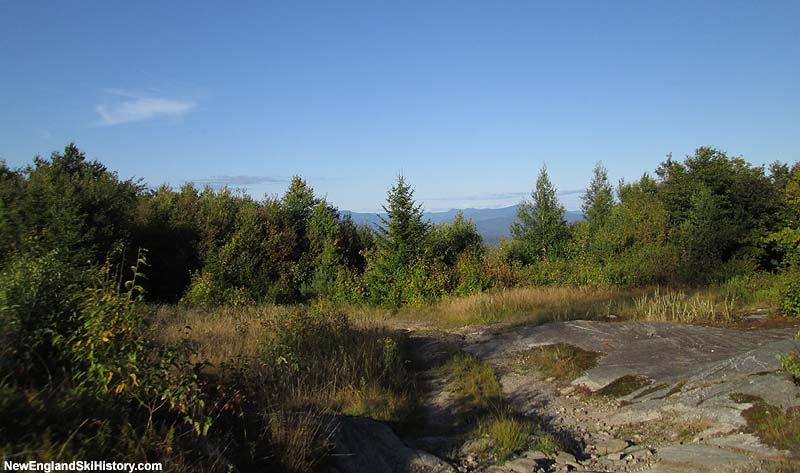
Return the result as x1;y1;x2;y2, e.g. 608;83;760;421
1;1;798;211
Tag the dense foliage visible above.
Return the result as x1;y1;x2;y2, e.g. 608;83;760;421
1;143;799;305
2;144;799;308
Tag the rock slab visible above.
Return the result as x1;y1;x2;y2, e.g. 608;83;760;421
331;416;455;473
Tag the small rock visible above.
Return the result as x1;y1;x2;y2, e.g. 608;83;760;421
554;451;579;467
605;453;623;461
460;437;491;455
595;438;629;455
623;444;644;454
522;450;549;461
560;386;575;395
503;457;539;473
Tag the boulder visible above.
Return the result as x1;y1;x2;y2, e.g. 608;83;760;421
330;416;455;473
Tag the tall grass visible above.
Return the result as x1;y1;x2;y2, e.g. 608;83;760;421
338;276;786;331
632;288;736;323
345;286;644;330
152;303;415;419
149;303;418;472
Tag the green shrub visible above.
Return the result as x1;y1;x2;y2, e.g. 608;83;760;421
0;249;86;377
778;330;800;384
779;352;800;384
181;270;223;307
720;272;786;307
454;250;489;296
782;277;800;317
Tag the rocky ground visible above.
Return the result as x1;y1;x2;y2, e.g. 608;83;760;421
329;317;800;473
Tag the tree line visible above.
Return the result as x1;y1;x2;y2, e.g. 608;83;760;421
1;143;799;312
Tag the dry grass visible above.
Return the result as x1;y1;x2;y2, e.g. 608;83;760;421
344;286;646;330
149;303;417;420
632;288;736;323
148;303;422;471
345;283;779;331
149;304;280;365
266;410;334;473
511;343;601;384
446;352;503;412
430;286;630;327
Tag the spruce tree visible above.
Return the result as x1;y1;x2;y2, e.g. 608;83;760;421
375;174;430;263
367;174;432;305
510;165;569;262
581;161;614;227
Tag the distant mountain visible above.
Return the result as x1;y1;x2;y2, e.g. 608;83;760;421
341;205;583;246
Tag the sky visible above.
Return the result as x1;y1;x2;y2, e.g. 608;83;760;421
1;1;798;212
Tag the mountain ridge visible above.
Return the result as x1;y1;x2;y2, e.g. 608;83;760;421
341;205;584;246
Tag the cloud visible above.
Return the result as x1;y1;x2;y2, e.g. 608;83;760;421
192;175;289;188
95;91;195;125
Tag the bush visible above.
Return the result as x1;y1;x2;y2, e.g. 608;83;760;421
778;330;800;385
454;250;489;296
779;352;800;385
0;249;86;377
783;277;800;317
719;271;786;307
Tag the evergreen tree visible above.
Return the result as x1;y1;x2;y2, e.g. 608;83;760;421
510;165;569;262
282;175;319;243
366;174;435;305
581;161;614;227
375;174;430;262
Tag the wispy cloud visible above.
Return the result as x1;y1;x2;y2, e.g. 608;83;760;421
192;175;289;188
95;89;195;125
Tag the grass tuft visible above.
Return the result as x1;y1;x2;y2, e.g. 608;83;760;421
594;375;651;398
730;393;800;454
477;414;534;463
446;352;503;411
512;343;601;384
